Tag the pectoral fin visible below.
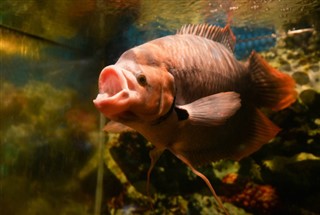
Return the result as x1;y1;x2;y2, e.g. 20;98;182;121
177;92;241;126
103;121;135;133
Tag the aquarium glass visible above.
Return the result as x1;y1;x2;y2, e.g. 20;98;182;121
1;0;319;214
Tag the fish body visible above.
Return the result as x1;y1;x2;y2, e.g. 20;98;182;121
94;24;295;164
93;24;296;212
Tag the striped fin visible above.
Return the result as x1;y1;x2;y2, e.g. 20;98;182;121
248;51;297;111
177;23;236;52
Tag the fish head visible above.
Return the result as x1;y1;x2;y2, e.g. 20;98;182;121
93;48;175;125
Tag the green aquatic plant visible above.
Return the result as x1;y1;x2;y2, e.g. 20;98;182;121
0;80;98;214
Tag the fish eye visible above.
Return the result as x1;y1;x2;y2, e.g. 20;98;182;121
136;73;147;86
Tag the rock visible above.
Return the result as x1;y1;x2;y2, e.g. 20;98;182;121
309;64;319;73
292;71;310;85
287;50;302;60
279;63;292;72
299;89;320;110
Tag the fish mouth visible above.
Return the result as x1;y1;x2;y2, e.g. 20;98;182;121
98;65;128;96
93;65;130;117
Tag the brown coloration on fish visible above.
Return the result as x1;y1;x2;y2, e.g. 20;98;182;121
93;24;297;213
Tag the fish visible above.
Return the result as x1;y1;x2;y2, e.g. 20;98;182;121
93;23;297;213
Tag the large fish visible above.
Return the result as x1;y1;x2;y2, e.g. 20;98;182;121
93;24;296;212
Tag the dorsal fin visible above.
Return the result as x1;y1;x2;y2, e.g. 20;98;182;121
177;24;236;52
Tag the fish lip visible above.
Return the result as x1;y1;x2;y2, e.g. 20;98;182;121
93;92;130;119
98;65;128;95
93;90;130;108
93;65;131;116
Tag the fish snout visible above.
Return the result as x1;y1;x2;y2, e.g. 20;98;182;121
98;65;128;95
93;65;132;118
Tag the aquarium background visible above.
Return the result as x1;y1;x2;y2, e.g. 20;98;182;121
1;0;319;214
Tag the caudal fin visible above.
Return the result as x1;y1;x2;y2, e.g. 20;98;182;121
249;51;297;111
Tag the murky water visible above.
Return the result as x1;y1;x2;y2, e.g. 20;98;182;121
1;0;319;214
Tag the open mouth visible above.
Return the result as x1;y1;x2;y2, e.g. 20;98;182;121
98;65;127;97
93;65;131;117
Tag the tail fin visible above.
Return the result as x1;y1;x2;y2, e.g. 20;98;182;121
249;51;297;111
